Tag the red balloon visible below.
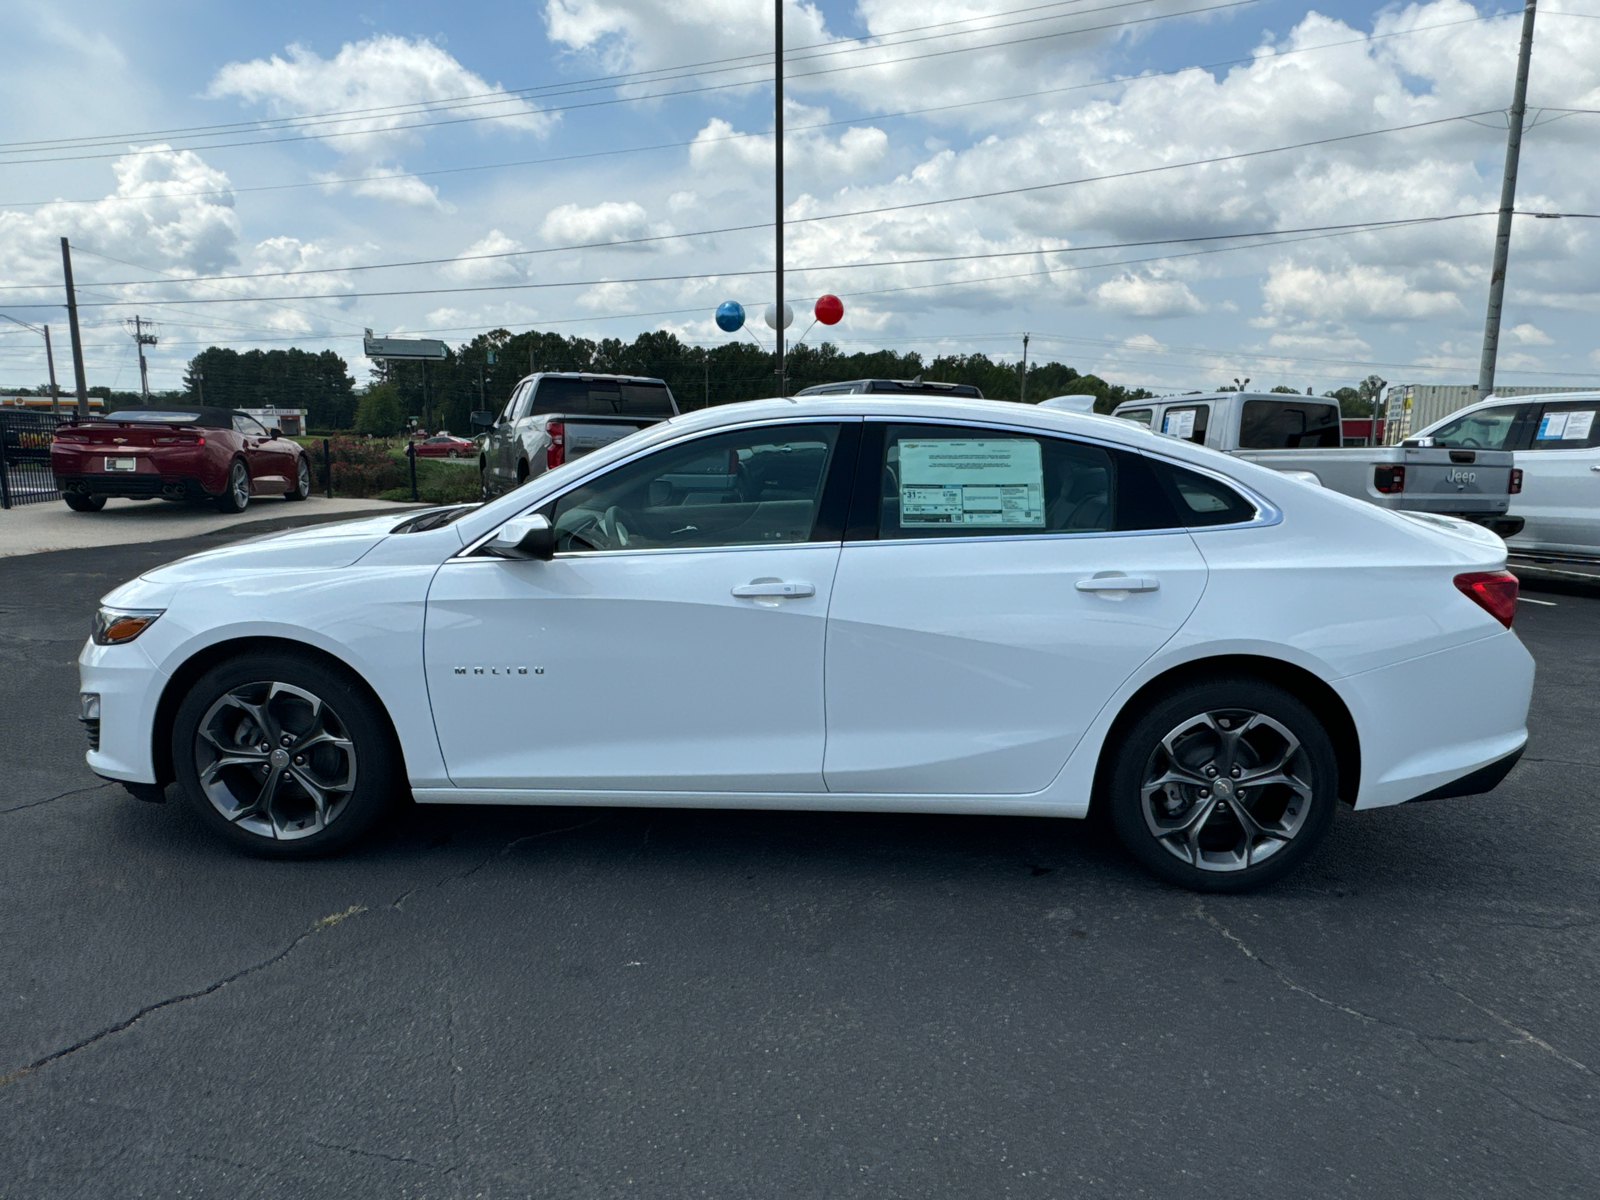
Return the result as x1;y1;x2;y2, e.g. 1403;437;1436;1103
814;294;844;325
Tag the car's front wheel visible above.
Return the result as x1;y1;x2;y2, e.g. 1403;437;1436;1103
1106;677;1338;892
214;459;251;513
171;653;400;858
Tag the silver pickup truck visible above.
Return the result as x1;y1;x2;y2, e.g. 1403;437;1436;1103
1111;392;1522;536
473;372;679;499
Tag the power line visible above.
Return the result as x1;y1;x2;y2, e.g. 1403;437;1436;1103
0;15;1500;210
0;0;1262;168
0;110;1509;299
0;0;1121;153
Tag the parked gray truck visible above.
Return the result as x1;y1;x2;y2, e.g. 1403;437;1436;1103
1111;392;1522;536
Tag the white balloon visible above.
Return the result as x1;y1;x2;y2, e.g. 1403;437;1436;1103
763;302;794;330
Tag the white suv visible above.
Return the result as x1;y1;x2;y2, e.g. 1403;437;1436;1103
1415;391;1600;560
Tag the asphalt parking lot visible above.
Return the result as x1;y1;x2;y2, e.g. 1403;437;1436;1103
2;519;1596;1199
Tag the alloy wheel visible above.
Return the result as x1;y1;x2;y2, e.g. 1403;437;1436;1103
1139;708;1314;872
296;456;311;496
194;681;358;840
230;461;250;508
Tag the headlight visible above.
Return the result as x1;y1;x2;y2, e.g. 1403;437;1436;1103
92;607;164;645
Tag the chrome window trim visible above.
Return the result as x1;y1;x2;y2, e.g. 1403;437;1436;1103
455;414;860;559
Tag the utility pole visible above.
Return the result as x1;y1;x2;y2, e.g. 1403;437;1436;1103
1019;332;1030;403
0;315;62;414
127;315;157;403
1477;0;1538;401
60;237;90;418
774;0;785;398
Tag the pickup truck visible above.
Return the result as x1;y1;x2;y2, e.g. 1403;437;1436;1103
473;372;679;499
1110;392;1522;536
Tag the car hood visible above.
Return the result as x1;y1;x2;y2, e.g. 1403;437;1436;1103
137;512;405;584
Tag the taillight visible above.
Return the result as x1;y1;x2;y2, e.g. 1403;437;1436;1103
1374;464;1406;494
546;421;565;470
1454;570;1519;628
1509;468;1523;495
52;431;89;443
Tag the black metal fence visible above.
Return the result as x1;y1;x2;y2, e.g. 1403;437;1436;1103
0;411;66;509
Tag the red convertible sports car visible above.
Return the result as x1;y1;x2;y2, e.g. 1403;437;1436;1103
411;433;476;458
51;406;312;513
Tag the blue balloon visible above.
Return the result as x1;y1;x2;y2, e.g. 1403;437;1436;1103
715;300;745;332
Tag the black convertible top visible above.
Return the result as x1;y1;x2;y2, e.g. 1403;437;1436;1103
94;405;236;429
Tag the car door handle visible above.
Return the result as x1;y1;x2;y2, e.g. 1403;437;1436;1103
731;581;815;598
1076;575;1159;593
1590;465;1600;473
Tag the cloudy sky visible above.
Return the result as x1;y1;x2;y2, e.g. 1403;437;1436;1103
0;0;1596;395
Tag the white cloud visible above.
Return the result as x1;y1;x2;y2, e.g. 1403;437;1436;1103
1095;275;1204;318
541;201;655;245
208;36;554;206
445;230;530;283
1508;322;1554;346
1262;263;1463;322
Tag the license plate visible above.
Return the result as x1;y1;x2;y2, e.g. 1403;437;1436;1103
105;456;137;472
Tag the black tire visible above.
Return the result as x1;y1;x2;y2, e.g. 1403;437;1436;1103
64;493;106;512
285;454;311;501
171;652;401;858
214;459;251;513
1106;676;1338;893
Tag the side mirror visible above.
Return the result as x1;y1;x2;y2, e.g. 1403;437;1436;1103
471;410;495;430
268;427;283;438
485;513;556;561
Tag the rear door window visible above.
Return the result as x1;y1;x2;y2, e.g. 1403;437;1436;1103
860;423;1188;538
1528;402;1600;450
529;378;675;417
1159;405;1209;445
1426;404;1530;450
1238;399;1342;448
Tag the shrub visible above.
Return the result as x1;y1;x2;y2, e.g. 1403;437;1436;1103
326;438;401;498
354;385;404;437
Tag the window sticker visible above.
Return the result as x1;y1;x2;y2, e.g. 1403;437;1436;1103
1561;410;1595;441
1538;411;1570;440
1162;409;1196;439
898;439;1045;527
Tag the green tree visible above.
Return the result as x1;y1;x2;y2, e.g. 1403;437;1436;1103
354;384;404;436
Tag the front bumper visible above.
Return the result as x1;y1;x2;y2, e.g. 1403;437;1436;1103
79;638;169;784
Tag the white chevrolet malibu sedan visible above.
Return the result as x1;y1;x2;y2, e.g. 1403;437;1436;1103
80;397;1534;891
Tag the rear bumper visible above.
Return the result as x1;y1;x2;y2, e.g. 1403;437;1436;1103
1334;629;1535;810
1404;743;1525;803
55;473;217;500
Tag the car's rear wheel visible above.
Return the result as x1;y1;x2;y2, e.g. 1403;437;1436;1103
1106;677;1338;892
448;449;460;459
171;653;399;858
64;493;106;512
285;454;311;500
214;459;251;513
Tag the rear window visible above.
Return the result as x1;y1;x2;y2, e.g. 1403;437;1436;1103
529;378;675;417
1238;400;1341;449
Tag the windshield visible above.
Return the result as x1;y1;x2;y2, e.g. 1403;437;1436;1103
107;411;205;423
1238;399;1341;449
529;378;675;417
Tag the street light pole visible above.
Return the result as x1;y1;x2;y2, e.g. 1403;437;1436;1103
774;0;785;398
1476;0;1538;401
60;237;90;418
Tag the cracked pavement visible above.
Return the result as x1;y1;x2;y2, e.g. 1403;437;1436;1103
1;526;1597;1198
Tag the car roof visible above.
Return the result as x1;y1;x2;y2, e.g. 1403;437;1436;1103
1111;392;1333;411
528;371;669;385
